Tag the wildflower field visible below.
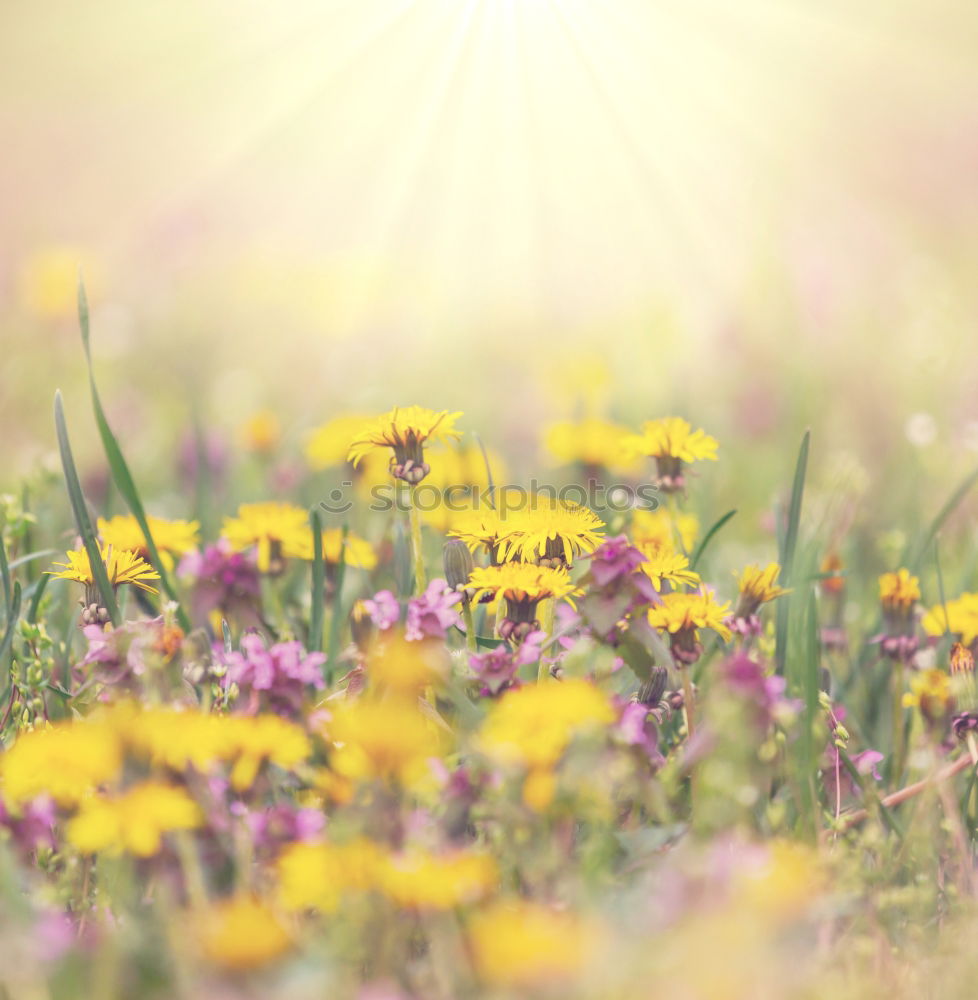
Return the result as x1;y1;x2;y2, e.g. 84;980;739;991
5;3;978;998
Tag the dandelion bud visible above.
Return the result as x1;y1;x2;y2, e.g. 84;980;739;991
443;540;475;597
638;666;668;706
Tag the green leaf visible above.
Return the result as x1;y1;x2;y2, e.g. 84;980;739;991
54;390;119;625
222;618;233;654
475;635;506;650
309;508;325;653
76;277;190;632
775;430;810;675
0;535;10;618
7;549;58;572
689;509;737;571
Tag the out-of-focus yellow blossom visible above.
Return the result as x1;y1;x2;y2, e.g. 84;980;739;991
97;514;200;572
347;407;463;484
521;767;558;812
241;409;282;454
641;549;700;591
448;507;526;563
879;568;921;614
902;669;953;722
197;896;292;970
320;528;377;570
379;849;498;910
923;593;978;645
739;840;822;918
223;715;312;791
623;417;719;464
48;546;161;595
324;698;446;785
468;901;599;989
649;592;733;644
277;838;385;912
222;502;313;573
417;443;507;533
0;720;123;806
631;507;699;555
67;781;201;856
110;705;310;789
367;633;449;694
305;413;374;469
478;679;615;771
18;246;101;320
544;417;640;472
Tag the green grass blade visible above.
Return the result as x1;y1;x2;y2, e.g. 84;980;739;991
325;524;349;682
775;430;810;675
77;277;190;632
0;582;21;671
689;509;737;571
309;509;325;653
54;390;119;625
906;465;978;571
222;618;233;654
7;550;58;572
27;574;50;625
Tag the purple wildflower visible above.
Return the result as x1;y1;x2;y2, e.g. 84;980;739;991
219;633;325;716
469;630;544;696
362;590;401;631
405;578;461;641
179;540;262;630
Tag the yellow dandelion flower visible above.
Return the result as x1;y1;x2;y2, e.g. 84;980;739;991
117;706;229;773
467;563;581;607
922;593;978;645
347;406;463;484
277;838;384;912
321;528;377;570
467;563;582;643
324;698;446;786
879;568;921;615
222;502;313;574
648;591;732;663
631;507;699;556
498;499;606;568
97;514;199;572
448;507;524;563
640;548;701;591
197;896;292;970
734;562;790;618
305;413;374;470
47;545;161;596
0;719;123;807
478;679;615;771
623;417;718;492
468;901;599;989
544;417;640;472
379;849;497;910
241;409;281;454
67;781;201;857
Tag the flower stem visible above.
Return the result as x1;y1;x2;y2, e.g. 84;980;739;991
892;660;905;781
462;599;477;653
409;487;426;595
681;669;696;739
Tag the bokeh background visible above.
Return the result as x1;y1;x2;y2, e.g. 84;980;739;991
3;0;978;519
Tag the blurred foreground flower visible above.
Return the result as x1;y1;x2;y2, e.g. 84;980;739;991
222;501;312;574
